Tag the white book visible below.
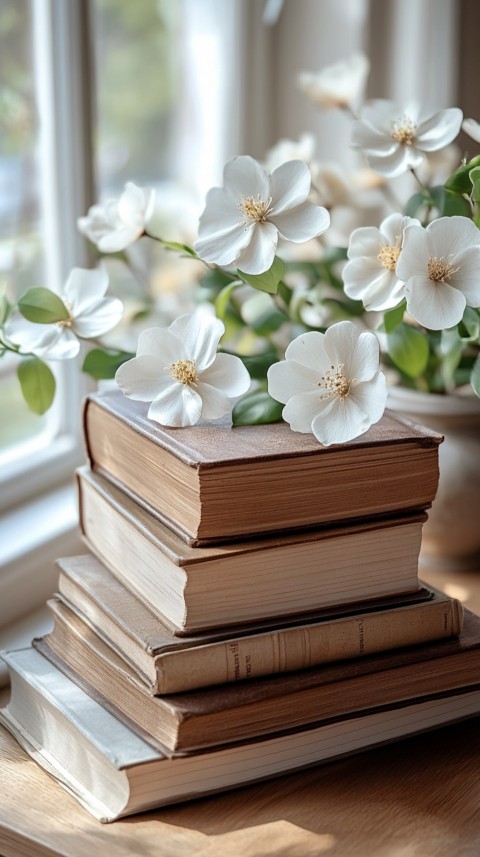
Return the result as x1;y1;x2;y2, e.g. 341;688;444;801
1;648;480;822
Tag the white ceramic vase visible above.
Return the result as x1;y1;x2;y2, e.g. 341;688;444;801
387;386;480;570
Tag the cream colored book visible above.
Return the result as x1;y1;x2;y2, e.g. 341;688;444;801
2;648;480;822
83;389;442;546
57;554;463;694
77;467;427;633
34;604;480;755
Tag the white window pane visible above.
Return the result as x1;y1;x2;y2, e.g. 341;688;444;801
0;0;51;458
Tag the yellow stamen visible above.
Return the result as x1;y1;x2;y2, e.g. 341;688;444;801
427;256;459;283
319;363;354;401
378;243;401;271
238;194;273;223
391;116;417;146
170;359;198;385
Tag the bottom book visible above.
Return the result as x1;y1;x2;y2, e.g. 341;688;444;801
1;647;480;823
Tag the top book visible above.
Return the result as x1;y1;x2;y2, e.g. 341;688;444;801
83;390;442;546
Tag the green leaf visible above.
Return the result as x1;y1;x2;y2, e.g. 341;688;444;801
251;307;287;336
233;350;278;380
159;240;197;256
404;191;427;218
18;287;70;324
444;155;480;194
0;291;12;325
382;301;406;333
471;354;480;397
237;256;285;294
214;280;242;320
232;390;283;426
439;328;463;388
461;307;480;340
82;349;134;380
429;186;471;218
387;324;429;378
17;357;56;414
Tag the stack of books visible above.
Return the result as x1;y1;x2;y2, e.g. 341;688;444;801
2;387;480;823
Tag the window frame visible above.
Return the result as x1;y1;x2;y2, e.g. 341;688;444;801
0;0;95;514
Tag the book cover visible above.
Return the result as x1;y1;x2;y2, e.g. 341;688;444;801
83;389;442;545
57;554;463;693
34;604;480;755
77;467;426;633
2;647;480;821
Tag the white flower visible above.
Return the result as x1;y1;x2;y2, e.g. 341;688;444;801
351;101;463;178
264;134;316;173
298;54;369;109
115;311;251;427
395;216;480;330
343;213;420;311
78;182;156;252
267;321;387;446
310;162;352;208
193;156;330;275
6;268;123;359
462;118;480;144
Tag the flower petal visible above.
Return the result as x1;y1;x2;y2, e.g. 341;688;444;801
73;297;124;338
347;227;383;259
196;187;244;238
426;216;480;259
223;156;269;204
195;382;232;420
115;355;173;401
193;222;252;267
267;358;320;404
169;312;224;370
269;160;311;214
235;221;278;275
200;352;251;397
351;122;397;156
271;202;330;243
396;225;430;282
283;330;328;370
405;275;466;329
381;213;418;246
97;225;142;253
462;118;480;144
358;100;399;134
117;182;155;226
324;322;380;383
448;246;480;305
311;396;371;446
350;372;388;424
416;108;463;152
367;146;424;178
148;383;203;427
63;267;109;315
282;390;324;433
136;327;185;364
7;317;79;360
343;261;402;311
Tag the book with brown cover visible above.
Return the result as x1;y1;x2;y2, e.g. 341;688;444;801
77;467;427;633
56;554;463;694
3;647;480;821
82;389;442;546
34;601;480;756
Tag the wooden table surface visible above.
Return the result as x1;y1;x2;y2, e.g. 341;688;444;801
0;564;479;857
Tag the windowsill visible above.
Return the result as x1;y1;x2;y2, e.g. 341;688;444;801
0;482;83;628
0;605;54;689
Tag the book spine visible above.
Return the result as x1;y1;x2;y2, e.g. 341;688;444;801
155;598;464;693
